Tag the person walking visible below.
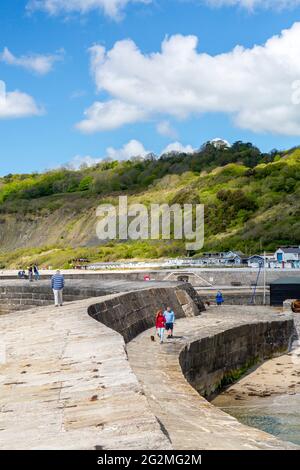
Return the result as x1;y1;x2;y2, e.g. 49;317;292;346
155;309;166;344
34;264;40;281
51;270;65;307
216;291;224;306
28;266;33;282
163;306;175;339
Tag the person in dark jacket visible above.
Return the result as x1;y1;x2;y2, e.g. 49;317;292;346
34;265;40;281
28;266;33;282
216;291;224;306
51;270;65;307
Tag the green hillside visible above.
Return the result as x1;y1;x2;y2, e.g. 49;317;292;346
1;141;300;268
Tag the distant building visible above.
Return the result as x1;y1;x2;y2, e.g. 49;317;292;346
247;255;265;268
210;138;231;150
274;247;300;268
196;251;247;266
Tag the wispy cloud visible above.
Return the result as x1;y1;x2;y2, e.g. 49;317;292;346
161;142;195;155
0;80;43;119
27;0;152;20
1;47;64;75
156;120;178;139
69;139;150;168
205;0;300;11
69;139;196;169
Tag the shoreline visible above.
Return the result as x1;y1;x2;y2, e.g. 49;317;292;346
212;351;300;407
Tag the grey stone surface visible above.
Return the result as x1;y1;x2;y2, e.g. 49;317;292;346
2;268;300;287
127;306;298;450
0;278;298;450
88;284;203;343
198;289;270;306
0;295;173;450
0;283;202;450
0;279;196;314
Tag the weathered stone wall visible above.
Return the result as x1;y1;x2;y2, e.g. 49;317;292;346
0;284;113;314
0;279;203;315
88;284;204;343
179;318;295;399
163;269;300;287
2;269;300;287
199;291;270;306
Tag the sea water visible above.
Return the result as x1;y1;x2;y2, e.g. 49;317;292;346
215;393;300;446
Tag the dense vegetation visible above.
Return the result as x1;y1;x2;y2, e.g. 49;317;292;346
0;141;273;203
0;141;300;268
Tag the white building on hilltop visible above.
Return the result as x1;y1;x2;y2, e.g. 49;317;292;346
210;138;231;149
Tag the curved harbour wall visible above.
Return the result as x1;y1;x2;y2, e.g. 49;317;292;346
0;279;297;449
179;319;295;399
0;279;204;315
88;284;204;343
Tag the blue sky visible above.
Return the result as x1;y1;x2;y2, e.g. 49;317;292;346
1;0;300;175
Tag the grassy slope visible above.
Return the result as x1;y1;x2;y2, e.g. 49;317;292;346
0;145;300;268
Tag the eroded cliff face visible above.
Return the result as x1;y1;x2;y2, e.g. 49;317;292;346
0;198;100;252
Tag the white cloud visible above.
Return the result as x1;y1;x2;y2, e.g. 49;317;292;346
76;99;146;133
69;139;150;168
205;0;300;10
68;155;102;169
106;139;149;160
161;142;195;155
0;80;42;119
69;139;198;168
156;120;178;139
0;47;63;75
27;0;151;19
78;23;300;136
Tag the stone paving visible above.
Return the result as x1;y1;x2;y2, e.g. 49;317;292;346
0;278;185;314
0;296;171;450
127;305;299;450
0;286;298;450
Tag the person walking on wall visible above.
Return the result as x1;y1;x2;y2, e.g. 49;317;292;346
34;264;40;281
28;265;33;282
216;291;224;306
51;270;65;307
164;306;175;339
155;309;166;344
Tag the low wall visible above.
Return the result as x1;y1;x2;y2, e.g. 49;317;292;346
0;284;113;314
2;269;300;287
88;284;205;343
0;279;204;315
179;319;295;400
199;291;270;306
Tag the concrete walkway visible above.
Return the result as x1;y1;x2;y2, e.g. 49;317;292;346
127;306;298;450
0;297;170;450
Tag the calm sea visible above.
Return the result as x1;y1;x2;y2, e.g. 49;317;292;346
214;393;300;446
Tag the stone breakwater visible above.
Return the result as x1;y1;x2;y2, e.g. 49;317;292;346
0;279;200;315
128;306;298;449
0;280;298;450
88;284;204;343
179;318;294;399
3;267;300;288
